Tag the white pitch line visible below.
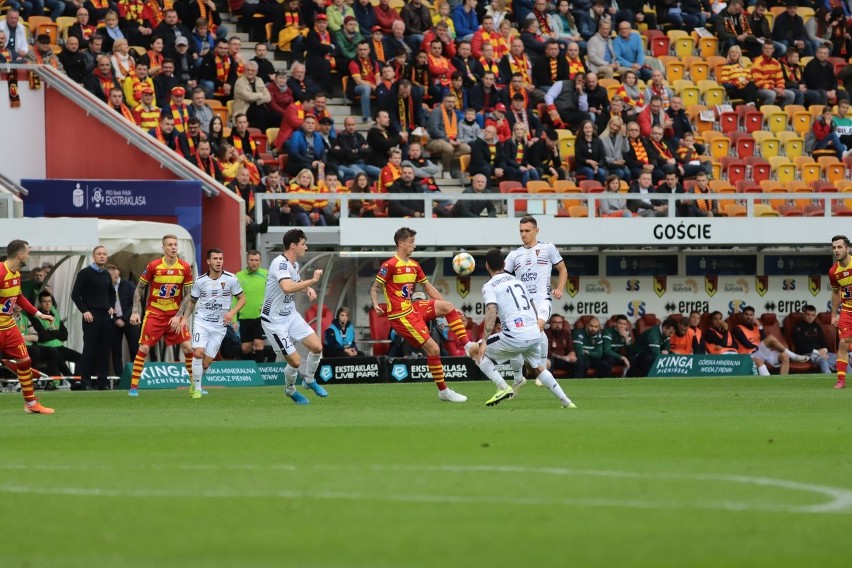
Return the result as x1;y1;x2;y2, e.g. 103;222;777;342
0;463;850;515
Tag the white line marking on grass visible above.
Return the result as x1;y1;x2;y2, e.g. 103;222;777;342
1;463;850;515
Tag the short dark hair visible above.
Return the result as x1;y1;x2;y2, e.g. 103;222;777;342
804;305;817;313
206;248;223;259
742;306;755;315
711;311;723;319
6;240;28;257
187;117;201;127
393;227;416;245
695;170;708;179
832;235;851;246
519;215;538;227
38;290;52;301
485;248;504;272
615;314;629;323
246;249;261;258
283;229;307;250
661;317;678;329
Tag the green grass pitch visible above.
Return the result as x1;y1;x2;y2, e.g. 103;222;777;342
1;376;851;568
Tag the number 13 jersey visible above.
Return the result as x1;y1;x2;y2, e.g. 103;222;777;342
482;272;540;341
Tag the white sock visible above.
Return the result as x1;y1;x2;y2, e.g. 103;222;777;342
539;330;549;368
783;349;799;359
510;355;525;384
191;357;203;391
536;369;572;404
479;357;509;390
303;351;322;384
757;364;770;376
284;364;299;393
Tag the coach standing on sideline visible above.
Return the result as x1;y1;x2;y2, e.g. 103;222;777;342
71;246;116;390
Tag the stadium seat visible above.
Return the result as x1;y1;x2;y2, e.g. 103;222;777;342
265;128;279;150
722;156;745;182
688;104;714;133
758;136;780;159
736;180;760;193
685;58;709;82
697;80;725;107
725;204;747;216
526;180;553;193
770;158;796;183
727;132;752;159
810;104;826;119
790;111;812;135
56;16;74;40
742;109;764;133
818;156;841;179
803;203;825;216
745;156;770;184
696;36;718;59
459;154;470;173
708;136;731;160
305;304;333;339
812;180;836;193
795;157;820;183
719;111;738;134
579;180;603;192
636;314;661;336
775;204;804;216
558;136;576;160
775;131;803;158
368;306;392;356
665;60;686;82
753;203;779;216
568;205;588;217
672;37;695;58
765;111;787;133
649;33;670;57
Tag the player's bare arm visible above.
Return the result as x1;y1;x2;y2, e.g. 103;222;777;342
129;281;146;325
225;293;246;325
481;303;498;339
553;261;568;300
305;287;318;302
279;269;323;294
831;288;841;327
173;293;195;331
422;281;445;301
34;311;54;323
370;279;385;315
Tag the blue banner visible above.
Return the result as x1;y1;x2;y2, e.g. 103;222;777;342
763;255;831;276
605;255;677;276
21;179;203;267
685;255;757;276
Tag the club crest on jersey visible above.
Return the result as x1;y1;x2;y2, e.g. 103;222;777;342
513;317;524;328
221;282;226;289
535;249;541;256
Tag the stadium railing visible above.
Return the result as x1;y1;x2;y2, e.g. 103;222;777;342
0;172;25;218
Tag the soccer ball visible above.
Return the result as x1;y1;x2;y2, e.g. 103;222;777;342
452;252;475;276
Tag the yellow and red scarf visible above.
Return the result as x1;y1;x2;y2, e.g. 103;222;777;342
315;27;336;69
442;105;457;139
630;138;648;163
196;0;218;34
508;54;531;84
480;57;499;76
232;132;257;157
215;54;231;95
170;102;189;132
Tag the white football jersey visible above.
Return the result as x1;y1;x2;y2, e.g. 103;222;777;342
191;272;243;324
503;241;563;301
482;272;540;341
261;254;300;320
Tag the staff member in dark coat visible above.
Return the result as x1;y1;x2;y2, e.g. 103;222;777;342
70;246;116;390
107;264;140;376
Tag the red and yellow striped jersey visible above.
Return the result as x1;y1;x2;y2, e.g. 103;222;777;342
139;257;194;315
829;258;852;313
0;262;38;331
376;256;427;320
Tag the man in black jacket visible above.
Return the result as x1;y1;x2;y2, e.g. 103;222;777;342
467;72;507;118
804;45;839;106
772;0;812;56
791;305;836;373
666;95;692;143
330;116;381;181
107;264;140;377
388;165;426;217
70;245;116;390
454;174;497;217
627;171;668;216
381;79;425;139
469;125;505;184
366;110;404;168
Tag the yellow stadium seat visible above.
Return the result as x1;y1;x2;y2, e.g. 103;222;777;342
266;128;279;149
688;61;710;82
569;205;589;218
697;36;718;59
698;80;725;107
796;159;820;184
765;112;788;133
726;204;747;217
789;111;810;135
673;37;695;58
759;137;780;158
666;61;686;82
709;137;731;160
754;203;780;217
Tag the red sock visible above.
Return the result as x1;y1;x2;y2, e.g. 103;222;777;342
427;355;447;391
444;309;470;344
130;350;147;389
18;358;35;403
837;359;847;382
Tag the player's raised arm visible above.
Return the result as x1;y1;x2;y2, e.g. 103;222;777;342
279;268;323;294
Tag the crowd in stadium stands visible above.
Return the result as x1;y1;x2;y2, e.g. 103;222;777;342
3;0;852;231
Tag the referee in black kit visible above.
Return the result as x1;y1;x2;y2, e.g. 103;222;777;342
70;246;116;390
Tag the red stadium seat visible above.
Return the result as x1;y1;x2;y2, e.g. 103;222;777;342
368;305;391;356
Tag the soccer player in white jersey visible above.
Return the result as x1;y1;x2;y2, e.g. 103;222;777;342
503;215;568;389
260;229;329;404
179;248;246;399
476;249;576;408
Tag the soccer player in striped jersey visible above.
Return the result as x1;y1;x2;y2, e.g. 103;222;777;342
177;249;245;399
370;227;481;402
0;240;56;414
829;235;852;389
504;216;568;389
127;234;194;397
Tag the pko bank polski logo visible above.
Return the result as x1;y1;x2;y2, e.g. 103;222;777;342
391;364;409;381
72;183;104;208
319;365;333;381
71;182;146;209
